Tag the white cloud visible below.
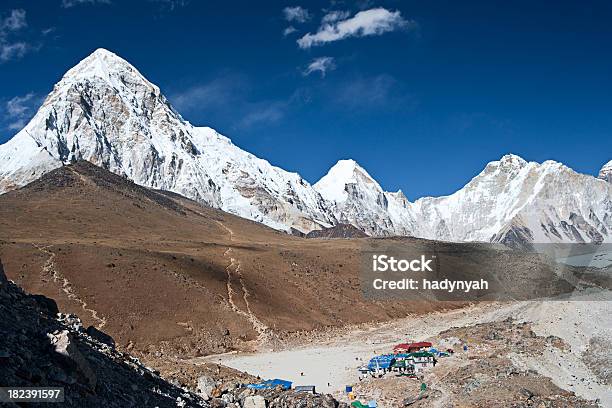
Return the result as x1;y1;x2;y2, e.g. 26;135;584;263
0;9;29;63
303;57;335;77
283;26;298;36
297;7;416;49
4;92;39;131
0;42;27;62
321;10;349;24
0;9;26;31
61;0;111;8
283;6;310;23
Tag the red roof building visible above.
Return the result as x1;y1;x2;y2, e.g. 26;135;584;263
393;342;432;353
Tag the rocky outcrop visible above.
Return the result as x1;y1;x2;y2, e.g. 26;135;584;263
0;259;209;407
599;160;612;183
306;223;369;238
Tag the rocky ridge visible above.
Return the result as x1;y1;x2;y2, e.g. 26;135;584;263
0;48;610;246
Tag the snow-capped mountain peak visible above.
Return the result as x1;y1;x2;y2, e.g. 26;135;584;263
599;160;612;183
0;48;333;232
0;49;610;245
314;160;416;236
314;159;382;203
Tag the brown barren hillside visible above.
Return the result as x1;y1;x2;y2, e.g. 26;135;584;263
0;161;582;363
0;162;450;359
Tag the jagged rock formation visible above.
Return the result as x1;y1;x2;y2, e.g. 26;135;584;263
599;160;612;183
314;159;416;237
0;48;610;246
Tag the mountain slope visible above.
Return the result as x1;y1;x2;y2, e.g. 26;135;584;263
0;161;450;358
316;155;612;245
0;48;332;233
0;48;610;245
411;154;612;245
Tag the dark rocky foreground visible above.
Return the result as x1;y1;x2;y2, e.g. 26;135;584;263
0;260;347;407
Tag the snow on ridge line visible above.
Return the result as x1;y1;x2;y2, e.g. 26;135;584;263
0;47;610;245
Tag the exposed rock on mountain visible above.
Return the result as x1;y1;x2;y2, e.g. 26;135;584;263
305;223;369;238
314;159;416;237
411;154;612;246
0;48;333;233
0;48;610;245
0;259;208;407
599;160;612;183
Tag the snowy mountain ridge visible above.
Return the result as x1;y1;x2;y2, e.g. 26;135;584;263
1;48;610;245
0;48;334;232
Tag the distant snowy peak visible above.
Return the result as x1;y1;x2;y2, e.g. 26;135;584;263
599;160;612;183
0;48;333;233
314;159;382;203
314;159;415;236
412;155;612;245
0;48;610;245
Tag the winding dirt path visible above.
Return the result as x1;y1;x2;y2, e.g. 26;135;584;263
34;244;107;329
215;221;269;342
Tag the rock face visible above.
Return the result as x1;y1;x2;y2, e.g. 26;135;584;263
305;223;369;238
243;395;266;408
599;160;612;183
0;48;333;233
314;159;416;237
48;330;97;390
0;48;610;245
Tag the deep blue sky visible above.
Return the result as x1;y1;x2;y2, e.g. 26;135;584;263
1;0;611;199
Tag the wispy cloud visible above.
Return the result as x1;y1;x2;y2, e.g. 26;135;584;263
61;0;111;8
3;92;41;131
303;56;335;77
170;76;245;115
42;27;56;36
297;7;416;49
321;10;349;24
170;76;309;130
283;26;298;36
0;9;29;62
283;6;310;23
332;74;416;112
1;9;26;31
148;0;190;12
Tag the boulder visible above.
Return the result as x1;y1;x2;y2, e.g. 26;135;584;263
197;375;217;400
48;330;97;389
86;326;116;348
243;395;266;408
